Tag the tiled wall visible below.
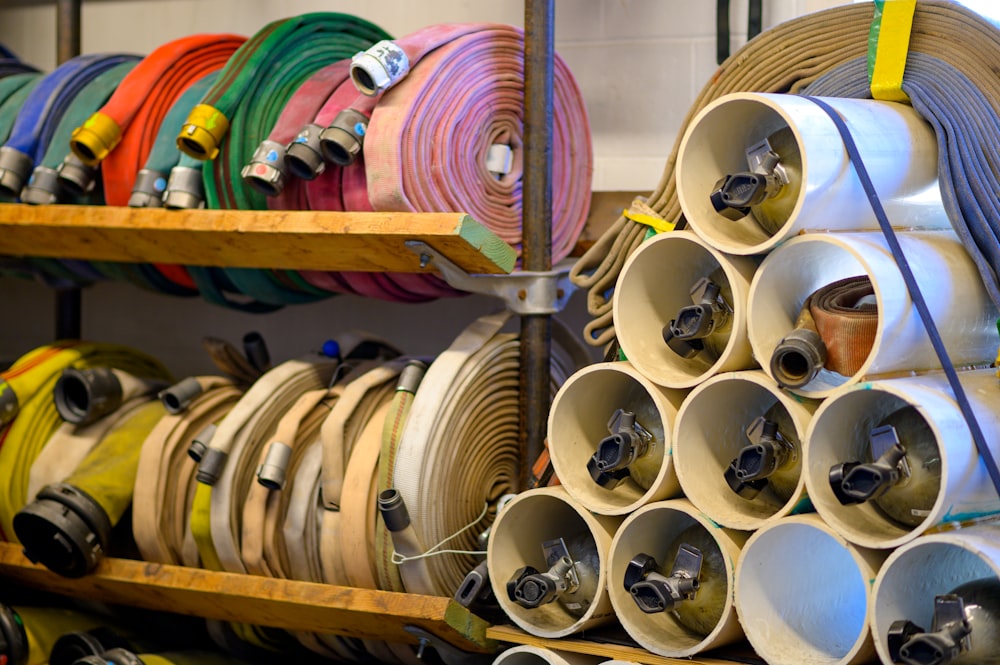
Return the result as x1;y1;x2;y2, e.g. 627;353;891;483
0;0;846;192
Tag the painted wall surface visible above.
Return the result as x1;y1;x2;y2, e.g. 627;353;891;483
0;0;848;375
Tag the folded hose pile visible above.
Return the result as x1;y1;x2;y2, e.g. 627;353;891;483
570;0;1000;348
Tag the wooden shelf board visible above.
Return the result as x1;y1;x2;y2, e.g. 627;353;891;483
0;543;494;653
0;204;517;274
487;625;764;665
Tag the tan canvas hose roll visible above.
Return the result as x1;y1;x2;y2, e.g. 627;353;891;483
132;377;243;565
568;0;1000;348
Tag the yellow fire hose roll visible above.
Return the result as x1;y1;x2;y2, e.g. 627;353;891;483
13;400;168;577
0;603;114;665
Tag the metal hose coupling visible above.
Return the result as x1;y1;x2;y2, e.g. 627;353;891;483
79;647;143;665
662;277;733;359
127;169;168;208
888;595;972;665
350;40;411;96
69;112;122;166
725;415;795;499
285;124;326;180
241;140;289;196
319;109;368;167
587;409;653;489
829;424;910;506
56;153;99;198
21;166;65;205
158;377;205;415
49;627;134;665
0;380;19;426
12;482;112;578
710;133;789;221
163;165;205;209
770;326;827;389
54;367;167;426
176;104;229;161
623;544;703;614
507;540;580;610
0;604;28;665
0;146;33;198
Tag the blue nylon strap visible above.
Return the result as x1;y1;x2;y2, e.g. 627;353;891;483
804;95;1000;500
4;53;139;161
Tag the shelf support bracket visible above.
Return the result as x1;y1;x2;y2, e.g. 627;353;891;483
405;240;575;315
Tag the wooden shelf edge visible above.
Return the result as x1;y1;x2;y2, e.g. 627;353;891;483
486;625;760;665
0;204;517;275
0;542;495;653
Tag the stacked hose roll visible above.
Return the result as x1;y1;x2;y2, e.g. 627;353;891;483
0;342;172;543
0;603;121;665
22;61;138;206
569;0;1000;347
0;73;43;204
0;53;141;199
67;34;247;206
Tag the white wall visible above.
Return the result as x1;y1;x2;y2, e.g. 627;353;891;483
0;0;848;375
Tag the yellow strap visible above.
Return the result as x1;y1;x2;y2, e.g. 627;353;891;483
190;482;224;571
870;0;916;102
623;206;675;235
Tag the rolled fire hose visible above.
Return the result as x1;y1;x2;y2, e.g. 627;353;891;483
570;1;1000;347
606;498;747;658
735;513;887;665
612;229;758;389
387;311;590;598
871;524;1000;665
0;603;116;665
49;626;142;665
128;71;219;208
21;61;138;205
747;230;998;398
176;13;391;211
0;52;140;198
13;399;168;577
671;370;818;531
132;376;243;565
363;23;592;263
546;360;686;516
0;342;171;541
65;34;247;205
0;74;41;150
804;368;1000;550
769;275;877;390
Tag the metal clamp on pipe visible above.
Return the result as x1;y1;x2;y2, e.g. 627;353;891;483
587;409;653;489
56;153;98;197
0;146;33;198
127;168;167;208
54;367;166;426
21;166;65;205
163;164;204;210
710;133;789;222
507;538;581;610
284;124;326;180
829;424;910;506
724;415;795;499
623;543;703;615
241;140;289;197
888;595;971;665
662;277;733;359
350;40;410;96
318;109;367;167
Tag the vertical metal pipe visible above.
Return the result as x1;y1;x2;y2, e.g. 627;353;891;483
55;0;83;340
519;0;554;490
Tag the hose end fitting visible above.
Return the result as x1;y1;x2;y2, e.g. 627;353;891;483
285;124;326;180
176;104;229;161
241;140;288;196
187;423;217;463
21;166;64;205
256;442;292;490
70;112;122;166
163;165;205;210
350;40;411;96
53;367;124;426
13;482;112;578
0;147;33;199
49;627;133;665
195;447;227;485
0;379;20;427
396;359;428;395
0;604;29;665
377;488;411;532
127;169;168;208
159;376;204;414
319;110;368;166
56;153;98;198
770;327;827;389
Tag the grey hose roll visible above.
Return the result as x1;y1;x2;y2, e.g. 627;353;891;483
569;1;1000;347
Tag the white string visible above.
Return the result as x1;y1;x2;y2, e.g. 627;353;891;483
391;501;490;564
